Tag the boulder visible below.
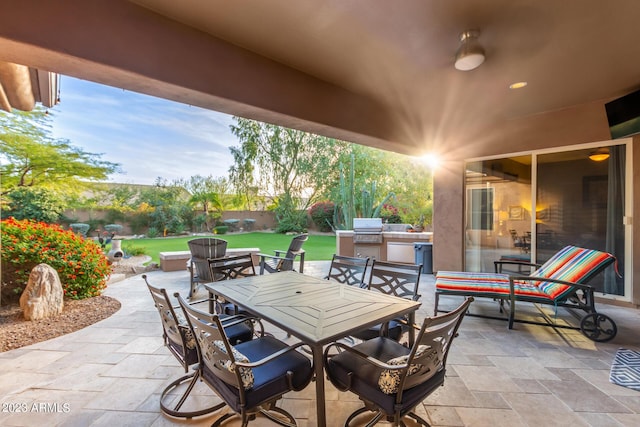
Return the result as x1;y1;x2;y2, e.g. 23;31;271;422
19;263;64;321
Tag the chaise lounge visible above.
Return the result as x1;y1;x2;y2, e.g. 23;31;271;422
434;245;619;342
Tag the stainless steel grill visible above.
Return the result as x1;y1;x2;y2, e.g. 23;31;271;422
353;218;383;244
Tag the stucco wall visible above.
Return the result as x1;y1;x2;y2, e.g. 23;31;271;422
432;160;464;271
61;209;322;236
220;211;277;231
432;101;638;305
433;101;609;268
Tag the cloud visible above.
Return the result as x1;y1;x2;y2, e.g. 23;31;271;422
50;77;239;184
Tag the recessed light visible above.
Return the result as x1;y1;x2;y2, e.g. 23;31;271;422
509;82;528;89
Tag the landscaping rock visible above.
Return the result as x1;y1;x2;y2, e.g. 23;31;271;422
19;264;64;321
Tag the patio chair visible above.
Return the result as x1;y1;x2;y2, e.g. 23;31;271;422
208;254;257;315
259;233;308;274
324;297;473;426
143;275;256;418
187;237;227;298
351;260;423;342
324;254;370;287
176;293;314;427
434;245;620;341
509;229;530;253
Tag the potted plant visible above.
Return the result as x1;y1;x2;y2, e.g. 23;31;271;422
413;214;425;233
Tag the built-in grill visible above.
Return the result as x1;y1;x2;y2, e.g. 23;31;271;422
353;218;384;244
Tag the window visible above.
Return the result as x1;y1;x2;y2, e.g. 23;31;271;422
468;188;494;230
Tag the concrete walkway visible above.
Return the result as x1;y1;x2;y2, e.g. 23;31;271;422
1;262;639;426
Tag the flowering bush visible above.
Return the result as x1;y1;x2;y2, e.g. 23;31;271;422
1;217;110;302
380;204;402;224
309;201;335;232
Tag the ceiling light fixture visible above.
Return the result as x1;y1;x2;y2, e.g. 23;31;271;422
509;81;528;89
588;147;610;162
454;30;485;71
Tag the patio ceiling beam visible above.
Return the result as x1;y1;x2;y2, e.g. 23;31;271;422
0;0;412;154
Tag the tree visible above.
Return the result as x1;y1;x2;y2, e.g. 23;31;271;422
229;117;347;231
136;178;192;235
328;145;433;228
0;108;120;197
227;117;433;232
177;175;226;231
388;155;434;226
1;186;64;223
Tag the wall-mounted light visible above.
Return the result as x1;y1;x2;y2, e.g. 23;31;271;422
588;147;610;162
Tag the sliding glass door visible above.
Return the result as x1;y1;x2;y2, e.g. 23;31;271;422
464;155;532;272
536;145;626;296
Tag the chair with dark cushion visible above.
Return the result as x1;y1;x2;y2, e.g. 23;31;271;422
187;237;228;298
176;293;314;427
324;297;473;426
259;233;308;274
208;254;257;315
324;254;370;287
144;275;256;418
351;260;423;342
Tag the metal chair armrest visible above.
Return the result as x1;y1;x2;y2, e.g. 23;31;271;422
494;260;541;273
258;253;292;261
219;315;265;337
509;275;591;291
258;253;296;274
323;341;406;371
234;341;311;368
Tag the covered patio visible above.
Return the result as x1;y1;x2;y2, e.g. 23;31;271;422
1;2;640;424
2;1;639;305
1;262;639;426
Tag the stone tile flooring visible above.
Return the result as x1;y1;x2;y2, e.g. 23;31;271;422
1;261;639;426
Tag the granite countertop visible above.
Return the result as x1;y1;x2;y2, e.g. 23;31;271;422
336;230;432;240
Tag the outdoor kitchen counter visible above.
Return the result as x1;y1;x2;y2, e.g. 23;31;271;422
336;230;432;263
336;230;433;239
381;231;433;239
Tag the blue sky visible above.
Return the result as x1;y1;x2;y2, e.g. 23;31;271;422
50;76;239;185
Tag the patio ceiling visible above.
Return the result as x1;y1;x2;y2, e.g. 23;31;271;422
1;0;639;156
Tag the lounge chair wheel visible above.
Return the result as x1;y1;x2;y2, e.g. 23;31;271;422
580;313;617;342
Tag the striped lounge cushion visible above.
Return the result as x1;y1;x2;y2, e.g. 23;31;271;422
436;246;615;303
531;246;616;300
435;271;552;302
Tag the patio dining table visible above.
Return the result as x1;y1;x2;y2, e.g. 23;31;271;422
206;271;421;427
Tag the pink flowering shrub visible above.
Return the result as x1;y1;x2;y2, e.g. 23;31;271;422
380;204;402;224
308;201;335;232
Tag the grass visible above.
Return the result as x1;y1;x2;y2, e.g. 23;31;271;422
118;232;336;264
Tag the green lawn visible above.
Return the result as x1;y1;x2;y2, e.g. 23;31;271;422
119;233;336;264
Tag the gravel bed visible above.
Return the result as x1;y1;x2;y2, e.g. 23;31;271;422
0;256;156;352
0;296;121;352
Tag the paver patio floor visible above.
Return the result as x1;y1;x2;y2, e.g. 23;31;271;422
1;261;639;426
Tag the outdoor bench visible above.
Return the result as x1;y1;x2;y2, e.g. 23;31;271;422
434;245;619;342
